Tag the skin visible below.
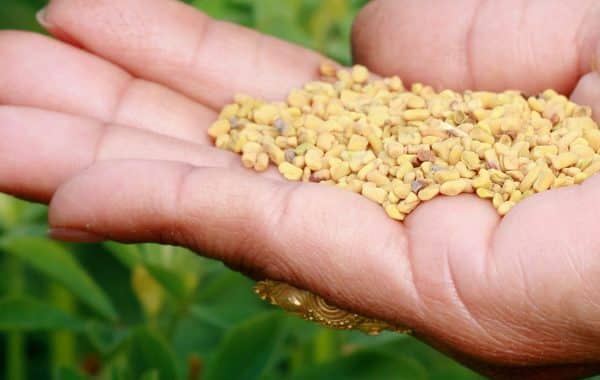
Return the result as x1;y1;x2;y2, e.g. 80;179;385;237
0;0;599;378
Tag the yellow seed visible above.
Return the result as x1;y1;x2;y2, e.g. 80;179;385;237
440;179;468;196
583;128;600;151
448;145;464;165
255;152;270;171
347;134;369;151
433;169;460;183
584;160;600;176
351;65;370;83
278;162;303;181
551;152;578;170
366;171;390;186
509;190;522;202
316;132;336;151
384;203;405;221
208;119;231;138
361;184;387;204
403;109;430;121
492;193;503;208
418;185;440;201
407;95;426;109
305;148;324;171
266;143;285;164
242;151;257;169
533;167;555;192
574;172;588;184
215;134;231;149
461;151;481;170
497;201;515;216
330;161;351;181
288;89;310;108
397;193;420;214
519;165;542;192
357;162;375;180
392;180;412;199
476;188;494;199
254;104;279;125
366;133;383;154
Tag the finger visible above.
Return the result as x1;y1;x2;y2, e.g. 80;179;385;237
0;106;256;203
0;31;216;144
352;0;600;94
48;159;422;327
41;0;328;109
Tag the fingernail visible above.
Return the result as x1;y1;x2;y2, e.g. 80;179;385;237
48;228;105;243
36;7;52;29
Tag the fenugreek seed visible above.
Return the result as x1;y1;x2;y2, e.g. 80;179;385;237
351;65;370;83
440;179;468;196
254;104;279;125
255;152;270;171
208;119;231;138
384;203;405;221
403;109;430;121
519;165;542;192
433;169;460;183
305;148;324;171
551;152;578;170
492;193;503;208
418;185;440;201
392;181;412;199
533;167;555;192
574;172;588;184
212;64;600;227
361;184;387;204
461;151;481;170
497;201;515;216
476;188;494;199
348;134;369;151
309;169;331;182
278;162;303;181
584;160;600;176
330;162;351;181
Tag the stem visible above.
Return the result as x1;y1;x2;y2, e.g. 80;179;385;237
312;329;338;363
49;283;76;370
5;255;25;380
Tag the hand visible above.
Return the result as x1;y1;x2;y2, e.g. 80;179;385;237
0;0;598;378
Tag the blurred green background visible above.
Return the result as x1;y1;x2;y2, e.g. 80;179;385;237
1;1;583;380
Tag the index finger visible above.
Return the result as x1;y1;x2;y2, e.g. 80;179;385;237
352;0;600;94
42;0;329;109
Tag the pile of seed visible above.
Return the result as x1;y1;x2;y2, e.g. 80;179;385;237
208;64;600;220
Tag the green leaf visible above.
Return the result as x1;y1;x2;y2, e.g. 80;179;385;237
0;297;84;331
0;236;117;320
55;366;87;380
139;370;160;380
127;327;179;380
290;349;428;380
193;270;268;326
85;322;130;356
204;311;288;380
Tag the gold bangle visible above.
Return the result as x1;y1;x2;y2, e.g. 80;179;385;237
254;279;412;335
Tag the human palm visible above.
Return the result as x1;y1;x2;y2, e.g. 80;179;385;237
1;0;599;378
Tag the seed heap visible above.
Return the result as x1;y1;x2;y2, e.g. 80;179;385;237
208;64;600;219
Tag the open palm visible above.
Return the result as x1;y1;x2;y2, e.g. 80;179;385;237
1;0;599;378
